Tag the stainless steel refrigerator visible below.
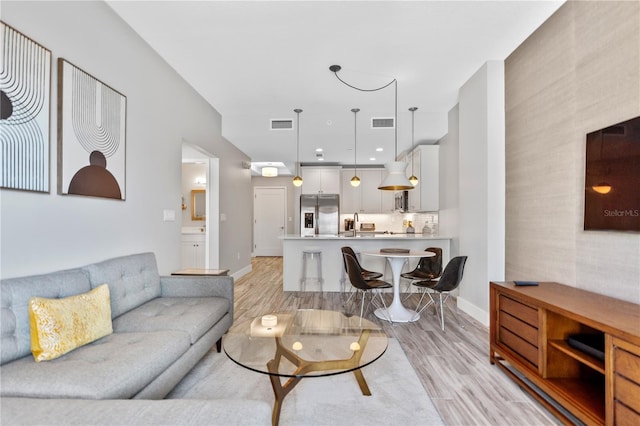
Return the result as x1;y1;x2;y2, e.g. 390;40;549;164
300;194;340;236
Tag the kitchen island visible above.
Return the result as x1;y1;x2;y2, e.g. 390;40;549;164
282;234;451;292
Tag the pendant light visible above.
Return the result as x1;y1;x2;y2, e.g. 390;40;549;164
408;107;418;186
292;108;303;187
329;65;413;191
591;129;611;194
350;108;361;187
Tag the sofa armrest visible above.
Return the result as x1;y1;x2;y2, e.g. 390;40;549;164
160;275;233;303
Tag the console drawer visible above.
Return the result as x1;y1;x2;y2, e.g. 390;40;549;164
615;401;640;425
613;338;640;422
499;294;538;327
499;326;538;366
615;345;640;385
499;310;538;346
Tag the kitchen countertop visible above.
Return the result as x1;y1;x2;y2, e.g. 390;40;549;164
282;233;450;240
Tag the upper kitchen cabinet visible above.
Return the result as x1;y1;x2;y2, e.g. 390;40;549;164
407;145;439;212
301;167;341;194
341;169;395;213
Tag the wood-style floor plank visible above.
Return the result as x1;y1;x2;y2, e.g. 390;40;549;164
232;257;560;425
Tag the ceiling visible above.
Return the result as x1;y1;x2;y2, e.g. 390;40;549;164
107;0;564;175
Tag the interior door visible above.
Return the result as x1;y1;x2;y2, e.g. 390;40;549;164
253;187;286;256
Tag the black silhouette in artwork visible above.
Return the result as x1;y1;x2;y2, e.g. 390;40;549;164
1;90;13;119
68;150;122;199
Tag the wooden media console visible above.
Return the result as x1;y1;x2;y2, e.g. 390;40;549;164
490;281;640;425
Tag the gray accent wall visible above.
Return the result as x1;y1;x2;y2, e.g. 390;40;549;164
0;1;253;277
505;1;640;303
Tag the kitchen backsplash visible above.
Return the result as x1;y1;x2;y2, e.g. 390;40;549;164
339;212;438;234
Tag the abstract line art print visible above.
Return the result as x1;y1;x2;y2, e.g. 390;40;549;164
0;21;52;192
58;59;126;200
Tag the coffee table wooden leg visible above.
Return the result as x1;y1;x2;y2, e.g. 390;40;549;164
352;368;371;396
267;330;374;425
267;359;302;426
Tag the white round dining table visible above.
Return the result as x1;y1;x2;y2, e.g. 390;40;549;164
361;250;435;323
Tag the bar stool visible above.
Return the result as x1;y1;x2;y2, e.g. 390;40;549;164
301;250;323;291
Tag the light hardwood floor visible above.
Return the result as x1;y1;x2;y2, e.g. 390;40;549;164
232;256;560;425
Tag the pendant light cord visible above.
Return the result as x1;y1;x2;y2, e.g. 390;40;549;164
294;108;302;175
330;65;398;159
332;71;396;93
352;108;359;173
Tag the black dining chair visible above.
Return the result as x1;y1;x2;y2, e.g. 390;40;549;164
340;246;384;305
412;256;467;331
400;247;443;296
343;252;392;320
341;246;383;280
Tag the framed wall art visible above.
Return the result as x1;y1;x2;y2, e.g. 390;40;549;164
58;58;126;200
0;21;52;193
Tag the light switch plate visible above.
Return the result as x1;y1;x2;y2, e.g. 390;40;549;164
163;209;176;221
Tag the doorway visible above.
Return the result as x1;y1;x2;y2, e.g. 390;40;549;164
181;142;220;268
253;187;286;256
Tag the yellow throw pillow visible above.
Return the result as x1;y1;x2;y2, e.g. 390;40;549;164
29;284;113;362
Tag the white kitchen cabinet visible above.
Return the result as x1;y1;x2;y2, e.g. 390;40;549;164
410;145;439;212
301;167;341;194
181;233;205;268
340;169;361;213
340;169;394;213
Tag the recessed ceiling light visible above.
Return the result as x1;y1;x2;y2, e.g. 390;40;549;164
317;157;324;161
315;148;323;152
369;157;376;161
376;148;383;152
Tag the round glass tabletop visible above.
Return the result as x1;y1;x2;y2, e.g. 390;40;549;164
223;309;388;378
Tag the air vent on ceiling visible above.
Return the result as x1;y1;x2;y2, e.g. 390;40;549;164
270;119;293;130
371;117;395;129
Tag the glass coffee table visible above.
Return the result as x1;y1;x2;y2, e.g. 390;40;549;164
223;309;388;425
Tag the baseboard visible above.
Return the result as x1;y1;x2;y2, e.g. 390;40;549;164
457;296;489;327
231;263;252;281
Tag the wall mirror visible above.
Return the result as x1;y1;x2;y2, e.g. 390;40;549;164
191;189;206;221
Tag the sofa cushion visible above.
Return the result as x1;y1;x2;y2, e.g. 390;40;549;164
1;269;91;365
0;330;190;399
82;253;161;318
29;284;113;362
113;297;230;344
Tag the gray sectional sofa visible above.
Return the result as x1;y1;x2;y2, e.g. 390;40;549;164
0;252;271;425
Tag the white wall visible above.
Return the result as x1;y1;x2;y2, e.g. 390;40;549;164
0;1;253;277
438;106;460;258
456;61;506;325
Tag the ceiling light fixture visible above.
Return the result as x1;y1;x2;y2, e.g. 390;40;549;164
262;166;278;177
408;107;418;186
350;108;361;187
292;108;303;187
329;64;413;191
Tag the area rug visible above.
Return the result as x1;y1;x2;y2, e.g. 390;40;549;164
168;338;444;426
